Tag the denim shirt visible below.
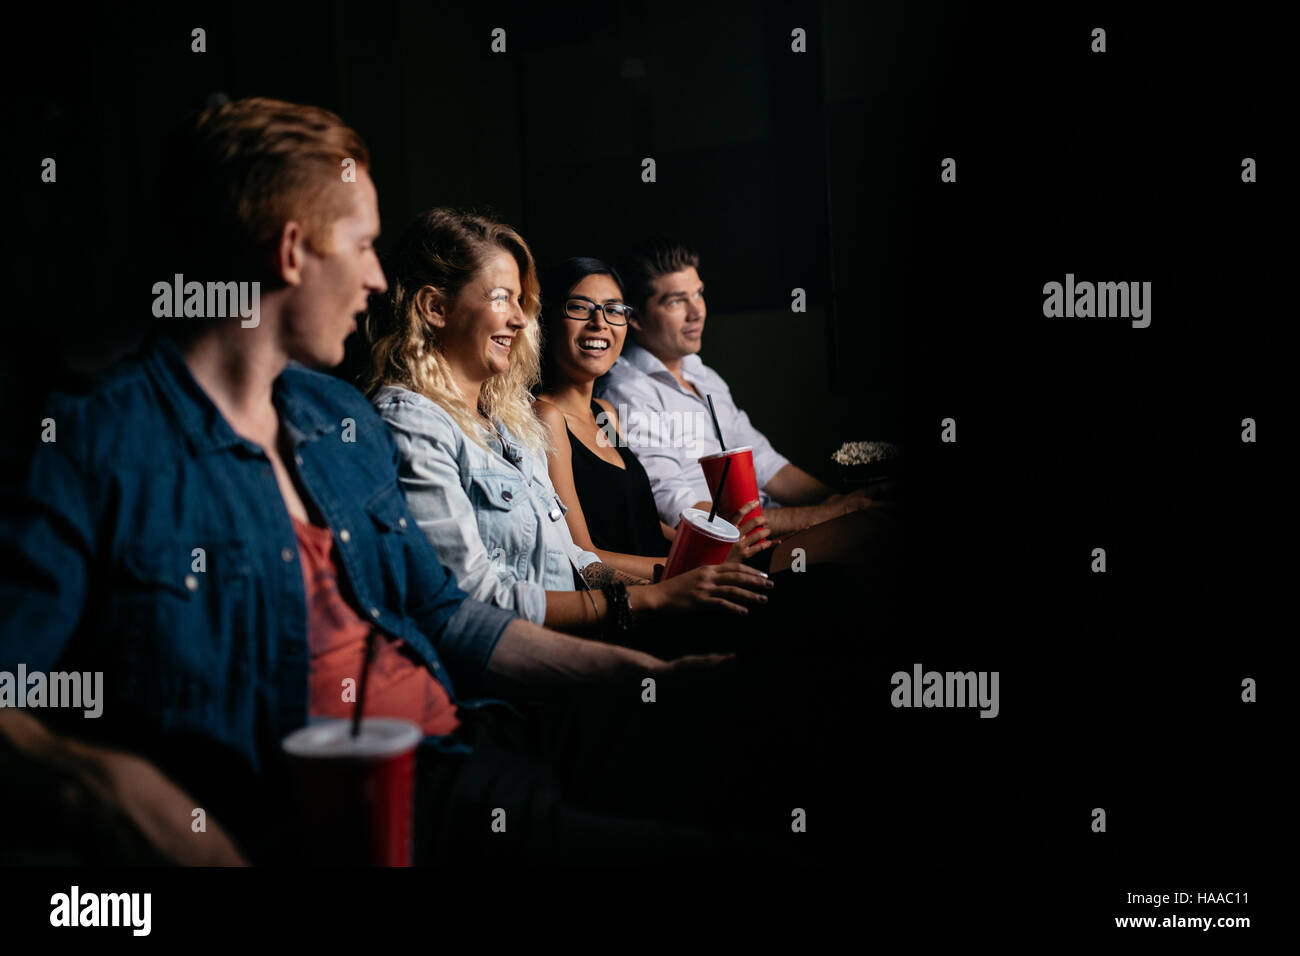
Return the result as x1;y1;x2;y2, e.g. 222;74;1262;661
0;337;516;852
372;385;601;625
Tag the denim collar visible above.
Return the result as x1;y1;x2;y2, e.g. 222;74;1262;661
143;335;333;456
487;418;535;484
274;367;336;442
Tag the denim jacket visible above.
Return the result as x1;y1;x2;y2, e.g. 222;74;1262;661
0;337;516;854
372;385;600;625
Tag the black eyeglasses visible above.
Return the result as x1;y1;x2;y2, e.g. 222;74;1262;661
563;298;632;326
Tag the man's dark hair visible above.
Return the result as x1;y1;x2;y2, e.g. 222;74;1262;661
614;237;700;316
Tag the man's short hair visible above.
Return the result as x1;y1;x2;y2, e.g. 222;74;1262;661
163;97;370;281
615;237;701;316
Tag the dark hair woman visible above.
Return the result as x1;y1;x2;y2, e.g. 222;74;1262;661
534;257;772;582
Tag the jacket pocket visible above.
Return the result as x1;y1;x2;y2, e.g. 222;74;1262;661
365;483;411;532
466;474;529;582
466;473;518;512
109;540;255;728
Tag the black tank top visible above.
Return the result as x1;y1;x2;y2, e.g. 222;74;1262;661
567;400;671;558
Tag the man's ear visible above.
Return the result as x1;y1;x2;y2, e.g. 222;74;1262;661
275;221;307;286
627;308;644;334
415;285;448;329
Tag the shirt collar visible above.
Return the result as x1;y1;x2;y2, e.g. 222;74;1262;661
273;366;335;442
622;339;705;391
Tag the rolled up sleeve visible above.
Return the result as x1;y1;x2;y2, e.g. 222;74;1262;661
436;598;517;689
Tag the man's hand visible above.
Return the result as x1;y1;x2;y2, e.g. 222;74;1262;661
823;488;876;511
486;618;742;695
652;652;737;677
487;618;665;691
762;491;874;536
724;498;773;562
72;744;249;866
0;710;248;866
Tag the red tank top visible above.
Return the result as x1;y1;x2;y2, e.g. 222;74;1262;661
293;516;460;737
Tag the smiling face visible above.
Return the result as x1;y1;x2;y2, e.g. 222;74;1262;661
282;167;387;368
629;266;705;363
437;250;528;386
547;273;628;385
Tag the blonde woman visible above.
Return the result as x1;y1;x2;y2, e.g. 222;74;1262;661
365;209;772;640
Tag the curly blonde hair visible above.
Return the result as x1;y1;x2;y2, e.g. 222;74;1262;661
365;208;549;458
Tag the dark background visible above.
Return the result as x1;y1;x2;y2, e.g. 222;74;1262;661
903;3;1284;933
4;0;1284;935
8;0;905;479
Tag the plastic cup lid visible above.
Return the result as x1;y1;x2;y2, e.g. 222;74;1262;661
282;717;422;759
678;507;741;543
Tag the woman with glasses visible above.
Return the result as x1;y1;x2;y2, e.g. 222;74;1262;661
364;211;773;642
534;257;773;583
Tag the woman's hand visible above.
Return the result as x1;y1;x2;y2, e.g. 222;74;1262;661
640;561;774;617
723;498;773;562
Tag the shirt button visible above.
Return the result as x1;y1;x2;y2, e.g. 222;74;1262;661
502;490;513;501
398;517;407;529
281;547;295;563
184;574;199;592
339;529;351;543
294;454;304;466
369;607;380;619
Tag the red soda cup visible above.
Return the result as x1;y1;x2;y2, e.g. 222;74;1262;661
662;507;741;579
281;717;422;866
698;446;764;534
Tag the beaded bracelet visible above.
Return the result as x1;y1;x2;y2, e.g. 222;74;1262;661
601;581;632;634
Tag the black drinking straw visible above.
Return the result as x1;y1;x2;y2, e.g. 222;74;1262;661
706;394;726;450
351;627;379;738
707;457;731;523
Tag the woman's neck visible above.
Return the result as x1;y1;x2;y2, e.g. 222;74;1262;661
447;362;486;418
540;378;596;420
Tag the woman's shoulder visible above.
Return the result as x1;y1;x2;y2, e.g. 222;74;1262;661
372;385;463;443
532;396;567;429
531;397;576;452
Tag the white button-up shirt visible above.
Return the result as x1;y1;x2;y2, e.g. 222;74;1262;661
373;385;600;625
596;340;790;526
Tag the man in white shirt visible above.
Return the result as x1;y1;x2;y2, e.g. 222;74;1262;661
597;238;873;537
